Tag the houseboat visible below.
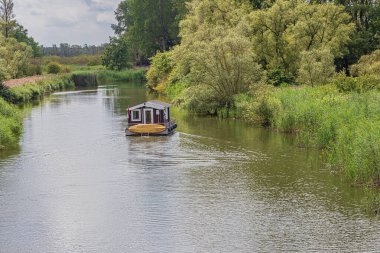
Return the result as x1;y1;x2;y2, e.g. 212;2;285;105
125;100;177;136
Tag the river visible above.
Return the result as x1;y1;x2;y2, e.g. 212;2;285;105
0;82;379;252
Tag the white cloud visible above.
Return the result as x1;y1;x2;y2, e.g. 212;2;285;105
96;12;115;24
13;0;120;46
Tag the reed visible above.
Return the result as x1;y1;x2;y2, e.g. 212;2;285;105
234;85;380;186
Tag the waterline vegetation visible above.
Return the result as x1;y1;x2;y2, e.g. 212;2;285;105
138;0;380;187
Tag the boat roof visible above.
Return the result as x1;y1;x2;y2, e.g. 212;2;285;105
129;100;171;110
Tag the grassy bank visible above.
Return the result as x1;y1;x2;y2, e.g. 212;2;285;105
233;85;380;186
0;98;23;150
0;75;74;104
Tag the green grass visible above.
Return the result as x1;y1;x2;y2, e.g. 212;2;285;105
234;85;380;186
0;98;22;150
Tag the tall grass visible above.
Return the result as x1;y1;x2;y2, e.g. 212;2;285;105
70;69;147;86
0;98;22;150
234;85;380;186
97;69;147;83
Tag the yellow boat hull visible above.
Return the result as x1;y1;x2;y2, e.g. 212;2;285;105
128;124;166;134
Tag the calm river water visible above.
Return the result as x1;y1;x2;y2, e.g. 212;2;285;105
0;82;379;252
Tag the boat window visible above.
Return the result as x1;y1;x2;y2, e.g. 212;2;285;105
131;109;141;121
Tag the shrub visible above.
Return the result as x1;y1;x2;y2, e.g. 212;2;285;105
350;49;380;77
267;68;296;86
333;73;380;93
47;62;63;74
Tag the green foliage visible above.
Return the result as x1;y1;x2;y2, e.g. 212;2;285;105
0;0;16;38
267;68;295;86
297;48;336;86
11;23;41;57
246;0;353;75
0;75;74;104
350;49;380;77
0;34;33;79
146;51;173;91
0;97;22;149
335;0;380;72
177;85;221;115
102;36;131;71
41;55;103;66
47;62;63;74
332;73;380;93
111;0;186;64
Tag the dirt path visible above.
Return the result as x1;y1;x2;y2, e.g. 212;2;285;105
3;75;51;88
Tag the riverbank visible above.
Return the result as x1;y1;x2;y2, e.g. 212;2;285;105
234;85;380;187
163;81;380;187
0;68;146;150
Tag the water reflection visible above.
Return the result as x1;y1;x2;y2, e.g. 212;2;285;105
0;82;378;252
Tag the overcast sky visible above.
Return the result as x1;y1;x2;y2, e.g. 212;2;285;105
14;0;120;46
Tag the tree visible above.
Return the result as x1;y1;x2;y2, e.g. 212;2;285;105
11;23;41;57
297;48;336;86
110;0;187;64
149;0;263;108
0;34;32;79
245;0;354;76
102;36;130;70
0;0;16;38
182;29;263;107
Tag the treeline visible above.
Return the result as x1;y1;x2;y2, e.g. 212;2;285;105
143;0;380;105
42;44;106;57
104;0;379;73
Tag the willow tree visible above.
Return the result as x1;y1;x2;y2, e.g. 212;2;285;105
245;0;354;76
171;0;264;107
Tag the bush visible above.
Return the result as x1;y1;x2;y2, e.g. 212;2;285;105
333;73;380;93
47;62;63;74
179;85;221;115
267;68;296;86
350;49;380;77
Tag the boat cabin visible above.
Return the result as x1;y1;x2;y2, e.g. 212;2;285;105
127;100;170;125
126;100;177;136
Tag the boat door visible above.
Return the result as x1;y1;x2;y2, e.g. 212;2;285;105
143;108;154;124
